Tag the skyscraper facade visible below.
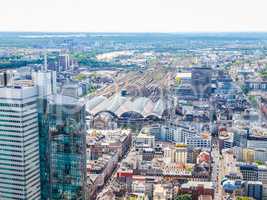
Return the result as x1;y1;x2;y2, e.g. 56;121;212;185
59;54;70;72
32;70;57;98
41;95;87;200
191;67;212;99
247;181;263;200
0;86;41;199
32;69;57;200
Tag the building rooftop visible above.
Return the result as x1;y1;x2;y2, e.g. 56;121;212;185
48;94;83;106
86;94;166;118
87;129;131;146
181;181;214;190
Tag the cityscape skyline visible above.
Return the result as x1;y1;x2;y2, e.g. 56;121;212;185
1;1;267;199
0;30;267;200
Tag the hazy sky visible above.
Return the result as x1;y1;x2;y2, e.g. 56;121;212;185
1;0;267;32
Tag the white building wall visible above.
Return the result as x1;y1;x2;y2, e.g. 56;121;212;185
185;137;211;149
0;86;41;200
32;71;57;98
248;140;267;149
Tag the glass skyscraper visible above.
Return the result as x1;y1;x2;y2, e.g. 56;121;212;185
40;94;87;200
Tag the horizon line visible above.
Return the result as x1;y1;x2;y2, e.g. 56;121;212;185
1;30;267;34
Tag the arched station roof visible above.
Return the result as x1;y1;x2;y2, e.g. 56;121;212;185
86;95;166;119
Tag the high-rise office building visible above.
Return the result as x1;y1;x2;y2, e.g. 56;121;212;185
246;181;263;200
38;97;50;200
258;165;267;198
33;67;87;199
42;95;87;200
32;70;57;98
59;54;70;71
191;67;212;99
32;69;57;199
0;85;41;199
0;71;13;87
239;163;258;181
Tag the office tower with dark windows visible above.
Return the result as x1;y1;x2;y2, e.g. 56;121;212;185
42;94;87;200
247;181;263;200
59;54;70;71
191;67;212;99
0;85;41;200
32;69;57;200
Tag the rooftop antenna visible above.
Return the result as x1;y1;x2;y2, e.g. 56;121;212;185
3;71;7;87
43;52;48;71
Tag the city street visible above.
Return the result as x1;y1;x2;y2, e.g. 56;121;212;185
211;139;223;200
96;144;134;200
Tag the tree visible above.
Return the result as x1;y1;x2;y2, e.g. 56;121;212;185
236;196;252;200
255;160;265;166
241;85;249;95
175;194;192;200
248;95;258;108
74;73;87;81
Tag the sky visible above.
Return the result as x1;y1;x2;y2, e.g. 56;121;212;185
1;0;267;32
